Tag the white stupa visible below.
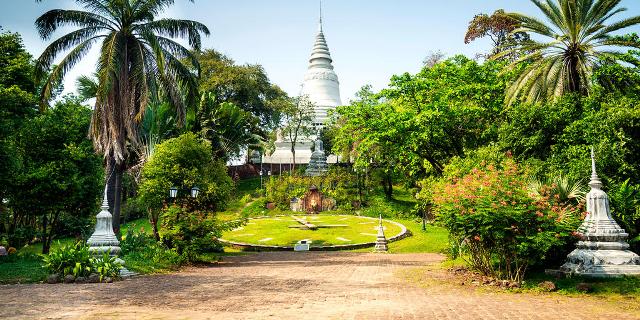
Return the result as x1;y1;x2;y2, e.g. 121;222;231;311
263;4;342;165
301;7;342;126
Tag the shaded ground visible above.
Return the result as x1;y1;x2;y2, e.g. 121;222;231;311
1;252;638;319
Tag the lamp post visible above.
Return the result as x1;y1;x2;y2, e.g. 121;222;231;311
168;186;200;202
260;170;264;189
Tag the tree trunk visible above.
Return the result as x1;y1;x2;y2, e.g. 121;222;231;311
41;211;60;254
106;158;117;218
149;210;160;242
112;164;123;236
291;147;296;172
42;214;49;254
567;53;581;94
382;173;393;199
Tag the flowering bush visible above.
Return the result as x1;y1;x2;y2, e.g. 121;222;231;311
431;160;582;282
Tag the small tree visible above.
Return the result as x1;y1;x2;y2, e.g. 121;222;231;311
138;133;233;241
281;95;315;171
464;9;529;60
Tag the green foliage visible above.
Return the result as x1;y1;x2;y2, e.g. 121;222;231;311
160;206;239;262
42;242;93;278
120;228;184;274
138;132;233;239
431;160;583;282
280;95;315;169
194;92;266;161
7;97;102;252
196;49;289;129
264;168;360;210
499;94;583;160
593;49;640;97
498;0;640;105
609;179;640;251
92;251;122;282
332;56;507;187
42;241;122;281
0;30;37;238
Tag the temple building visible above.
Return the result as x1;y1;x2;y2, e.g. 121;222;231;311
261;7;342;165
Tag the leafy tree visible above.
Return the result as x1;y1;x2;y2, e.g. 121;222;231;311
498;94;584;161
34;0;210;234
382;56;507;178
137;132;232;241
194;92;266;161
499;0;640;105
0;30;37;236
592;48;640;96
281;95;315;171
9;97;102;254
196;49;289;129
332;87;402;198
464;9;530;59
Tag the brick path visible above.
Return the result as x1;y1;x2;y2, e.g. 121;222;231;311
1;252;638;319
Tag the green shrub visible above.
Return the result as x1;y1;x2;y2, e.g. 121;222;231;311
42;241;93;277
120;227;155;255
92;251;122;281
120;229;184;273
137;132;233;240
160;206;240;262
431;160;583;282
609;179;640;252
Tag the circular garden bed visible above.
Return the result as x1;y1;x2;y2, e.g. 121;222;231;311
220;215;409;251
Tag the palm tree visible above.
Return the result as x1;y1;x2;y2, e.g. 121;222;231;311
195;92;267;161
497;0;640;105
35;0;209;234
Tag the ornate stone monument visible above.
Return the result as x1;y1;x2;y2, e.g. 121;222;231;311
305;137;329;176
375;215;388;252
560;149;640;277
87;188;134;277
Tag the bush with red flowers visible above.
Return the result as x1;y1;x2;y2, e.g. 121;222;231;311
431;160;582;282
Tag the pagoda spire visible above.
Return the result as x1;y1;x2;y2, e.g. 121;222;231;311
301;0;342;125
319;0;323;31
589;146;602;189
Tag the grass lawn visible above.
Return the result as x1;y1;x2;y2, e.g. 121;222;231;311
222;215;404;247
0;254;47;284
387;220;449;254
0;218;156;284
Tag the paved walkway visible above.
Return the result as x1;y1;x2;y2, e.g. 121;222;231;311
1;252;638;319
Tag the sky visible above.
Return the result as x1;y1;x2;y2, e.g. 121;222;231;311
2;0;640;103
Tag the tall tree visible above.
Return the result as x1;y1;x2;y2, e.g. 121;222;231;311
0;30;37;236
281;95;314;172
34;0;210;234
498;0;640;105
196;49;289;129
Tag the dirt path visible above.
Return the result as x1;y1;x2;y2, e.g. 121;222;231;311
1;252;638;319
